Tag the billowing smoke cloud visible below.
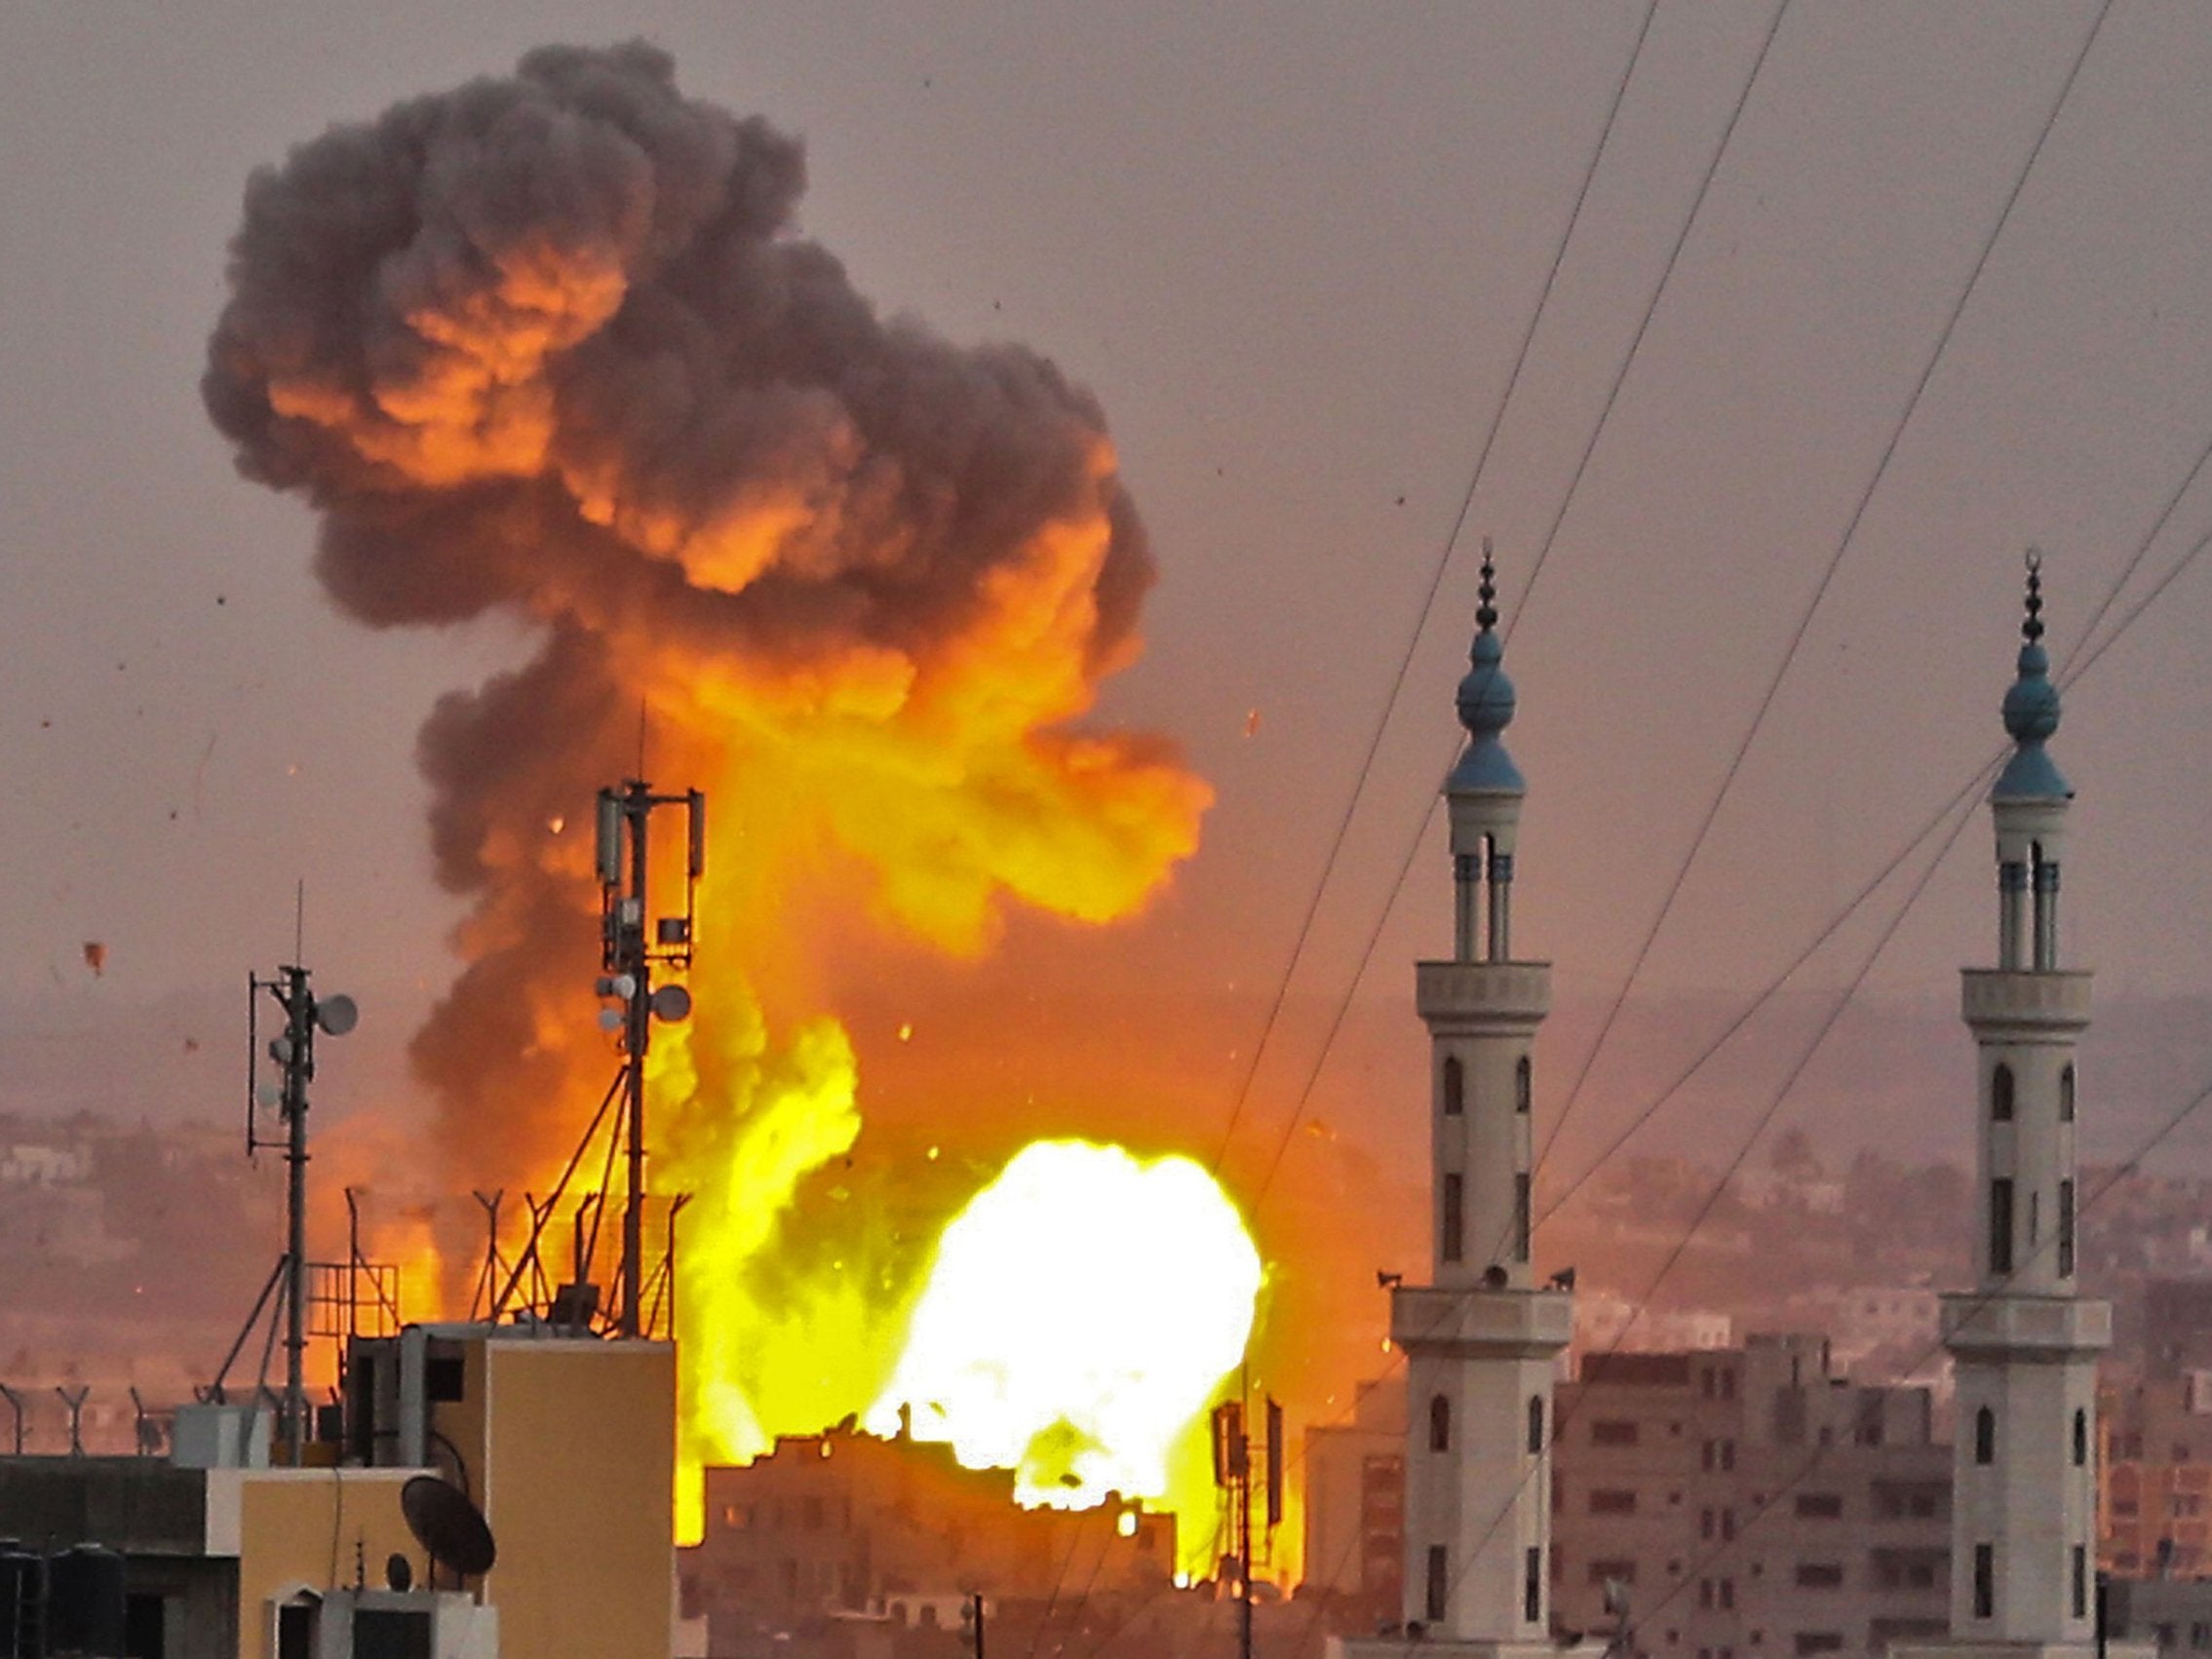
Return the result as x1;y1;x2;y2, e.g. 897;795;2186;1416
205;41;1215;1505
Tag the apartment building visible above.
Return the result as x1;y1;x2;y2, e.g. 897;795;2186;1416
1550;1335;1949;1659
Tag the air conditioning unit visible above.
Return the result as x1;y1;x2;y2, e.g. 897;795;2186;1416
306;1590;497;1659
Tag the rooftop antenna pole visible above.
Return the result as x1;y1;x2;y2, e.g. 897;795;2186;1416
593;779;704;1338
246;959;357;1463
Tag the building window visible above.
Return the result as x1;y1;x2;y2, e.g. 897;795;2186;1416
1992;1063;2015;1122
1723;1510;1736;1541
1795;1563;1844;1590
1592;1420;1639;1447
1591;1490;1638;1516
1529;1395;1545;1454
1517;1056;1533;1114
1975;1408;1996;1466
1720;1580;1735;1610
2059;1179;2076;1278
1427;1545;1450;1625
1701;1509;1715;1541
1991;1179;2014;1274
1700;1581;1714;1610
1721;1439;1736;1472
1526;1546;1543;1623
1795;1493;1843;1520
2061;1063;2076;1122
1443;1174;1463;1263
2073;1546;2087;1620
1514;1172;1532;1263
1431;1395;1452;1453
1973;1545;1994;1620
2074;1408;2088;1468
1443;1056;1464;1117
1794;1637;1843;1657
1720;1369;1736;1401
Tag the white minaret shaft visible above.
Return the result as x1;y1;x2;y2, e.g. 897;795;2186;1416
1942;555;2105;1651
1387;553;1572;1652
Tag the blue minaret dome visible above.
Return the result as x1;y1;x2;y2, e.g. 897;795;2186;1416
1993;551;2072;801
1449;546;1525;794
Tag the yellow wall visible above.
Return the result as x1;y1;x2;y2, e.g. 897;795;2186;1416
229;1469;420;1658
476;1340;676;1659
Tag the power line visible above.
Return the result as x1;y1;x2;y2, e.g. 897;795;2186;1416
1529;0;2117;1185
1505;0;1794;645
1274;467;2212;1659
1239;0;1789;1219
1202;0;1661;1182
1627;1065;2212;1643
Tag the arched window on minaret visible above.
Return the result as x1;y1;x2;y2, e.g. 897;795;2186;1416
1992;1063;2016;1122
1430;1395;1452;1452
1443;1057;1464;1117
1975;1407;1996;1465
1515;1056;1532;1114
1527;1395;1544;1454
2073;1408;2088;1467
2060;1063;2076;1122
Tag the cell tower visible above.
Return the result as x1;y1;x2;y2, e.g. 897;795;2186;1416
211;959;358;1464
594;781;705;1339
487;780;703;1339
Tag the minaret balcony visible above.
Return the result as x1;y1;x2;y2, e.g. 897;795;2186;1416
1960;969;2091;1038
1416;960;1551;1032
1390;1283;1572;1361
1940;1290;2109;1361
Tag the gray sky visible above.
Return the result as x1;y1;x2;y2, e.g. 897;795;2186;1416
5;2;2211;1174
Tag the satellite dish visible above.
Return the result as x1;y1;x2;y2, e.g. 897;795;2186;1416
401;1475;497;1580
650;984;692;1023
384;1553;413;1593
597;1008;623;1033
316;994;359;1037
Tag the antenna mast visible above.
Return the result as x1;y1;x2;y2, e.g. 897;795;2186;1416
593;780;705;1339
231;961;358;1463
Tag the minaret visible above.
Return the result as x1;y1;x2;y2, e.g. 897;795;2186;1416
1929;556;2113;1659
1358;554;1572;1656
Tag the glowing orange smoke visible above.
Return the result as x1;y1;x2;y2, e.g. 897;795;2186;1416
204;42;1232;1550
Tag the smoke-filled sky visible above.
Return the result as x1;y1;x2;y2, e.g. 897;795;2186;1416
7;2;2212;1188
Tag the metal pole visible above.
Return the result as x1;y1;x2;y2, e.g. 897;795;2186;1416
972;1592;985;1659
282;966;313;1465
621;782;651;1339
1239;1374;1254;1659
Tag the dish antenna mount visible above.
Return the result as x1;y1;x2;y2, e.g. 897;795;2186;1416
401;1474;498;1585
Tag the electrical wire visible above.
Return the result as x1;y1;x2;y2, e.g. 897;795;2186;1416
1626;1067;2212;1645
1529;0;2117;1188
1240;0;1790;1221
1504;0;1793;647
1269;467;2212;1659
1203;0;1661;1182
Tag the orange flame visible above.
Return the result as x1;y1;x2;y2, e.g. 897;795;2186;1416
204;42;1244;1556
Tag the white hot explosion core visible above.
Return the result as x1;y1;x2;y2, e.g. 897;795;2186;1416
868;1138;1262;1507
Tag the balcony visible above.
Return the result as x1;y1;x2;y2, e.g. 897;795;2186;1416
1416;960;1552;1030
1959;970;2092;1036
1390;1284;1573;1359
